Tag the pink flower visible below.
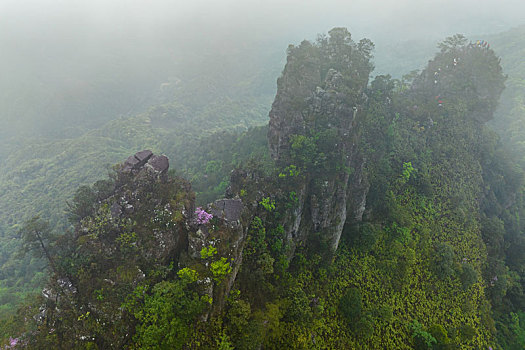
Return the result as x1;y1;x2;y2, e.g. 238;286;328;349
194;207;213;225
4;338;18;349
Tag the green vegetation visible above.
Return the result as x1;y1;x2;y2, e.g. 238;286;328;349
0;115;270;328
1;26;525;349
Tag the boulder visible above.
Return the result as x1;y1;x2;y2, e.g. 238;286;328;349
134;150;153;163
122;150;153;172
208;199;243;222
146;155;169;173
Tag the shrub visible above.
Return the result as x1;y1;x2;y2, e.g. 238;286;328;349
459;263;478;290
410;320;437;350
339;288;362;324
433;242;456;280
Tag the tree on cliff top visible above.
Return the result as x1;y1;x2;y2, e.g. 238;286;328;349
438;34;468;52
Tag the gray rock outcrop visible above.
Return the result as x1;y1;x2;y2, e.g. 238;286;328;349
267;29;373;256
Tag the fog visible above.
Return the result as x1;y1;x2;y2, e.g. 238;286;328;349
4;0;524;49
5;0;524;37
1;0;525;140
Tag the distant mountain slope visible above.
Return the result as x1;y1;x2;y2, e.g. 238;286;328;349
487;25;525;163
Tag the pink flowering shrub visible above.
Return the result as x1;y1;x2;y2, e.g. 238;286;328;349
4;338;18;349
194;207;213;225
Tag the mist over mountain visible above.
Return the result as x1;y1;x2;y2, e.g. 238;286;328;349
1;1;525;348
1;0;524;141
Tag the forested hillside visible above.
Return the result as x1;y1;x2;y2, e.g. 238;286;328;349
1;28;524;349
0;46;277;326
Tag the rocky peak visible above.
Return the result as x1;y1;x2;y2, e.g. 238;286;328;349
122;149;153;172
266;28;373;257
120;150;170;184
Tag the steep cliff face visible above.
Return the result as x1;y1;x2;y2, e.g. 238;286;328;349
267;41;321;161
29;151;254;347
186;197;249;317
114;153;255;319
267;28;373;254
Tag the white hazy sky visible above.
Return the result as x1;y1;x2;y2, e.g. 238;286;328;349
2;0;524;46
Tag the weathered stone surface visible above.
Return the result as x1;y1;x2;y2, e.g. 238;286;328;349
187;226;209;259
119;151;170;184
187;197;249;317
266;32;372;256
122;155;140;172
146;154;169;173
268;42;321;162
122;150;154;173
110;151;188;264
134;150;153;163
209;199;243;222
283;68;367;252
110;202;122;219
348;160;369;221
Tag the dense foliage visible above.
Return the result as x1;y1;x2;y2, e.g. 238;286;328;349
1;27;525;349
0;90;271;328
